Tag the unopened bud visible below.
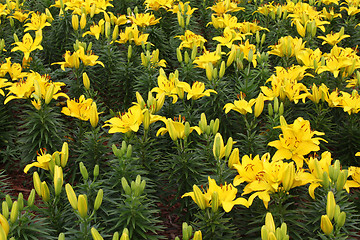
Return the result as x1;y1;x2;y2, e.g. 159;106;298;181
27;189;35;207
94;189;103;211
58;233;65;240
72;14;79;31
79;162;89;180
10;201;18;223
65;183;78;210
17;193;24;211
326;191;336;220
33;172;41;196
78;194;88;219
91;227;104;240
2;202;8;219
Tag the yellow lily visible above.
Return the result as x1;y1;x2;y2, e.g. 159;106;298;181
24;149;52;173
11;30;43;60
103;105;143;134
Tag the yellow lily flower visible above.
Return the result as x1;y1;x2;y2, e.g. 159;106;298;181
175;30;207;50
209;0;245;16
11;30;43;60
151;68;180;103
128;12;161;27
318;31;350;46
144;0;173;11
24;148;52;173
103;105;143;133
224;93;255;115
77;46;105;67
4;77;34;104
62;95;93;121
24;12;51;32
52;50;80;70
268;116;326;168
177;81;217;100
183;176;248;212
108;12;128;25
0;78;11;96
82;19;105;40
156;115;201;140
116;24;149;45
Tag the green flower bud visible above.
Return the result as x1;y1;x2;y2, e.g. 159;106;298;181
79;162;88;180
321;215;333;236
268;103;273;116
121;178;131;195
224;137;233;158
182;222;192;240
65;183;78;210
191;45;197;61
61;142;69;168
5;195;12;210
94;189;103;211
120;228;129;240
41;181;50;202
336;171;347;192
335;212;346;228
326;191;336;220
126;144;132;158
58;233;65;240
78;195;88;219
212;118;219;134
27;189;35;207
17;193;24;211
219;61;226;79
184;122;191;138
94;164;99;179
2;202;9;219
91;227;104;240
112;232;119;240
10;201;18;223
211;191;219;212
193;230;202;240
176;48;183;63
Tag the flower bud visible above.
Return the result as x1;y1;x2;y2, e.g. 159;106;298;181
326;191;336;220
191;45;197;61
176;48;183;63
212;118;219;134
219;61;225;79
273;97;279;113
33;172;41;196
27;189;35;207
80;13;86;29
72;14;79;31
213;133;223;160
41;181;50;202
184;121;191;138
224;137;233;158
58;233;65;240
322;171;330;189
82;72;90;90
0;227;6;240
17;193;24;211
268;103;273;116
90;102;99;128
65;183;78;210
60;142;69;168
79;162;88;180
91;227;104;240
2;202;8;219
10;201;18;223
321;215;333;236
44;83;55;104
120;228;129;240
0;213;9;237
182;222;192;240
336;171;347;192
193;230;202;240
211;191;219;212
261;225;268;240
5;195;12;210
112;232;119;240
282;162;295;192
143;109;150;131
265;212;275;233
193;185;206;210
54;166;63;196
254;93;265;117
126;144;132;158
228;148;240;168
332;160;340;182
94;189;103;211
212;67;218;80
227;46;236;67
121;177;131;195
184;51;189;64
206;62;213;81
112;25;119;41
335;211;346;228
78;195;88;219
94;164;99;179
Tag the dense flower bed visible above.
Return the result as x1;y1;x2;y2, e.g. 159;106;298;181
0;0;360;239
